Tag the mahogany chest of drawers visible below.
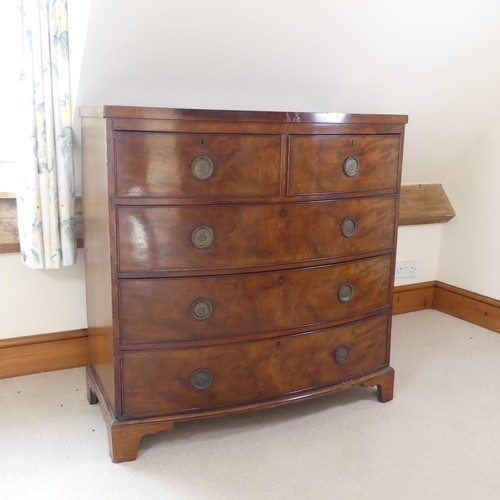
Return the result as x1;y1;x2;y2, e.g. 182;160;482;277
81;106;407;462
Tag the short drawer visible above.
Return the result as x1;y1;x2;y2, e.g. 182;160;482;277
288;135;400;195
119;254;392;344
121;314;389;418
117;197;396;273
115;131;281;197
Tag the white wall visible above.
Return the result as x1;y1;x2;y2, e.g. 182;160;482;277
76;0;500;185
395;225;443;287
438;120;500;300
0;250;87;338
68;0;91;114
4;0;500;339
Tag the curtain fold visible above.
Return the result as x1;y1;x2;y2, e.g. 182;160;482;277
17;0;76;269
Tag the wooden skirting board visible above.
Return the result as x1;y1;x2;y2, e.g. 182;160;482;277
392;281;436;314
393;281;500;332
1;282;498;380
433;282;500;333
0;329;89;380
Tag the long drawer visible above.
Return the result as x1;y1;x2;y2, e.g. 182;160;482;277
121;314;390;418
114;131;282;197
288;135;400;195
119;254;392;344
117;196;396;273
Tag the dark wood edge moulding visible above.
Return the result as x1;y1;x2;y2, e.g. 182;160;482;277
80;105;409;125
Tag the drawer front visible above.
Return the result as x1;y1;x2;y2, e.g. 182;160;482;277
121;314;389;417
115;132;281;197
117;197;396;272
288;135;400;195
119;254;391;344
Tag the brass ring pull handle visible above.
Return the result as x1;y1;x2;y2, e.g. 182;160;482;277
190;298;213;321
334;345;350;364
191;368;213;390
191;156;214;180
191;225;214;249
340;217;357;237
338;283;354;303
343;156;360;177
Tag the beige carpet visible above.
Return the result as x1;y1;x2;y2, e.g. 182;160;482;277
2;310;500;499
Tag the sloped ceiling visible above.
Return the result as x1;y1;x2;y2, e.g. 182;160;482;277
77;0;500;184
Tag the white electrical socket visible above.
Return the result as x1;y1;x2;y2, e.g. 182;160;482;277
395;261;417;279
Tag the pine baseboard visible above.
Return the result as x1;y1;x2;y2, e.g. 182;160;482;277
1;282;499;379
393;281;436;315
433;282;500;333
394;280;500;332
0;329;89;380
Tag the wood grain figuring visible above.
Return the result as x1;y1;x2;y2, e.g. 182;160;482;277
393;281;436;315
121;314;390;418
0;330;89;379
120;254;391;344
117;197;396;274
434;282;500;333
288;135;400;195
115;132;282;198
399;184;455;225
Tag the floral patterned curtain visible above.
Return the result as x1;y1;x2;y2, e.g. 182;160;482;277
17;0;76;268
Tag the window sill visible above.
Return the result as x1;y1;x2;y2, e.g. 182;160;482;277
0;195;83;254
0;194;19;254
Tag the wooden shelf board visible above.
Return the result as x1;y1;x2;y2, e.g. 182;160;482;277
399;184;455;225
